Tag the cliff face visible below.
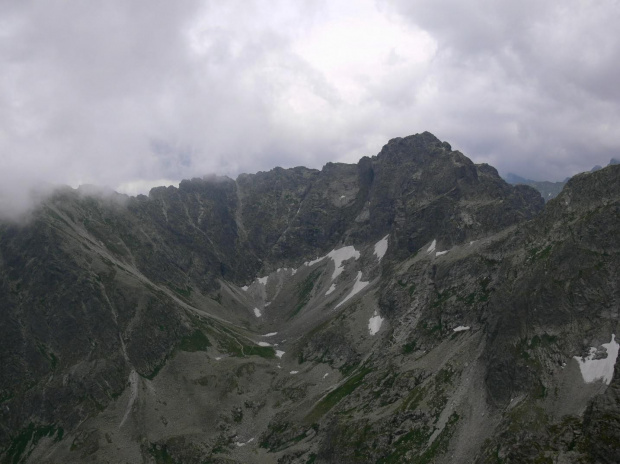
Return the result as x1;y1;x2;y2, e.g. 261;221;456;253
1;132;618;464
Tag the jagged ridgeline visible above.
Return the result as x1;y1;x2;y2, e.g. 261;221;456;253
0;132;618;463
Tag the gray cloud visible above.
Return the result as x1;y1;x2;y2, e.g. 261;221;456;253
1;0;619;218
382;0;620;177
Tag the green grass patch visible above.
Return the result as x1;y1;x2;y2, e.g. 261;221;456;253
36;343;58;370
408;283;417;297
178;330;211;352
168;284;192;298
244;345;276;358
431;290;453;308
305;366;372;424
376;426;432;464
148;443;178;464
401;384;428;411
4;423;64;464
416;412;460;463
529;245;553;262
290;269;322;319
402;340;417;354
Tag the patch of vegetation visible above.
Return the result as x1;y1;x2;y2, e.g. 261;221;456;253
148;443;178;464
143;357;170;380
458;292;477;306
305;366;373;424
260;422;318;452
478;277;492;302
376;425;432;464
290;269;322;319
178;330;211;352
45;207;71;227
401;384;428;411
232;407;243;423
529;333;558;349
338;361;360;376
4;423;64;464
213;333;275;358
529;245;553;262
421;319;443;335
168;284;192;298
205;322;275;359
402;340;417;354
506;401;549;435
408;283;417;297
37;343;58;370
416;412;460;464
431;289;453;308
244;345;276;358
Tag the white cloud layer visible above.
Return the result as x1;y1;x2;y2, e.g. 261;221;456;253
1;0;619;217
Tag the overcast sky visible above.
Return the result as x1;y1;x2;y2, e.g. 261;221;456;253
2;0;619;216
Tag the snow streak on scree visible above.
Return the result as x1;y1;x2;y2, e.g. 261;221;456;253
427;239;436;254
374;235;389;261
336;271;369;308
325;283;336;296
453;326;470;332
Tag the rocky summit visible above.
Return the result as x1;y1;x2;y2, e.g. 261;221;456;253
1;132;619;463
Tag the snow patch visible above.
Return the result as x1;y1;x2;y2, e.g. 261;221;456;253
327;246;361;280
575;334;619;384
453;326;470;332
336;271;369;308
305;245;361;280
305;256;325;267
290;370;299;375
257;342;271;347
323;373;329;379
257;276;268;285
276;350;285;358
436;250;449;257
262;332;278;337
325;283;337;296
368;311;384;335
253;308;262;317
427;239;437;254
235;437;255;447
374;235;389;261
241;286;249;291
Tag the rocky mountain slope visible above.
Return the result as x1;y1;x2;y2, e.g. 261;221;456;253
0;132;618;463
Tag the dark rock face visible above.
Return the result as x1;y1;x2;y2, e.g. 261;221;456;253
0;133;618;464
583;362;620;463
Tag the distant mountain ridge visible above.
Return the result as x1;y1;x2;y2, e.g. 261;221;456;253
504;157;619;201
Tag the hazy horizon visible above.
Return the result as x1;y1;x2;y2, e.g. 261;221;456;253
2;0;620;216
